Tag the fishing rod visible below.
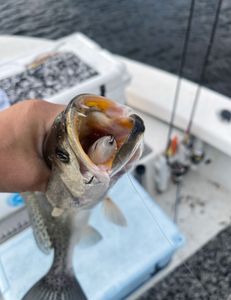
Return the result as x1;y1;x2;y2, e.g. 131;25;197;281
165;0;195;155
166;0;223;223
163;0;196;223
167;0;223;152
185;0;223;138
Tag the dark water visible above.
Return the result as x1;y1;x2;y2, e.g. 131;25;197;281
0;0;231;98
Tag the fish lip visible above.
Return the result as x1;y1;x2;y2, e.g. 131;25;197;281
129;114;145;135
65;94;145;177
111;114;145;176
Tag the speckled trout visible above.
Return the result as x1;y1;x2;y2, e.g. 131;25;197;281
21;94;145;300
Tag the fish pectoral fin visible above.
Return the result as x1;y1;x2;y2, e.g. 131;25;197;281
78;225;103;248
21;192;52;254
103;196;127;227
51;207;64;218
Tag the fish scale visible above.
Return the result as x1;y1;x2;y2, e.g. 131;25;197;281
22;192;52;254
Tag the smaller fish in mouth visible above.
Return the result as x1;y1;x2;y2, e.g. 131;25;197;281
21;94;145;300
87;135;117;166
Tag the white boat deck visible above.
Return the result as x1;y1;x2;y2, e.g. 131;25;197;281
124;106;231;299
122;56;231;296
127;160;231;299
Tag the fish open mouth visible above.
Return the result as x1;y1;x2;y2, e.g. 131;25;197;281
65;94;145;176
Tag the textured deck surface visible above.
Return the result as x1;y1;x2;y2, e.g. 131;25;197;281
139;225;231;300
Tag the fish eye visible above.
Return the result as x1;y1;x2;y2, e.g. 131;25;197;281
55;147;70;163
108;135;115;145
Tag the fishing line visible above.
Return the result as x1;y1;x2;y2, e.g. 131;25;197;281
173;181;182;223
118;155;209;295
170;0;223;236
116;0;223;294
165;0;195;154
185;0;223;136
124;169;209;296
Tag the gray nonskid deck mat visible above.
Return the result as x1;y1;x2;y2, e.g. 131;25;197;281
0;52;98;104
140;225;231;300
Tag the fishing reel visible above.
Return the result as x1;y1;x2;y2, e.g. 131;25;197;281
188;137;205;165
169;134;206;178
166;136;191;184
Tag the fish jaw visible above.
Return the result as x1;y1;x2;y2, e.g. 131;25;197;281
43;94;145;208
65;94;145;175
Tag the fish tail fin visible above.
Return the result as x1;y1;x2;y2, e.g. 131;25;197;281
22;272;87;300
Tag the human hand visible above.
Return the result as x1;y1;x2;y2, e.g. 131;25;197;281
0;100;65;192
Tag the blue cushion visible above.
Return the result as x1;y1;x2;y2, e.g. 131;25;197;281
0;174;184;300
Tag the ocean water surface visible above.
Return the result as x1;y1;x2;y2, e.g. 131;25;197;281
0;0;231;97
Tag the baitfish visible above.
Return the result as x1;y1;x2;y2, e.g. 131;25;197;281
21;94;145;300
